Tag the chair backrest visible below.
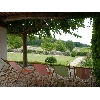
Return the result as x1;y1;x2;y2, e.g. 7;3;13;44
6;61;22;72
53;65;68;77
74;67;93;79
32;63;49;75
1;58;34;73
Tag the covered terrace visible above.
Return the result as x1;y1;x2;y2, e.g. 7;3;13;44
0;12;99;70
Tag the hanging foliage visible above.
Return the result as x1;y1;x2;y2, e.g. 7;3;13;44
5;18;86;39
91;17;100;85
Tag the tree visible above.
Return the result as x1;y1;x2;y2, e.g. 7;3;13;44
7;34;23;49
65;40;75;51
5;18;85;38
41;37;55;51
27;36;42;46
5;18;87;67
54;40;67;52
74;42;90;47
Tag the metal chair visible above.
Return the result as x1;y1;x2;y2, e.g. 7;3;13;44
74;67;93;86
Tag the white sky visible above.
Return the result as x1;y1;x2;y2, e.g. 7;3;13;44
54;18;93;45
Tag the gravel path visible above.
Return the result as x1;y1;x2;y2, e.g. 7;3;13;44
70;57;84;67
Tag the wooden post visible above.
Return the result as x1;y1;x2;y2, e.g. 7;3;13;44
22;33;27;67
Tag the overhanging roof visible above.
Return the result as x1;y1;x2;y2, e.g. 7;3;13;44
0;12;100;22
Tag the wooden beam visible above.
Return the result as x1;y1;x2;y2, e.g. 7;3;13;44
1;12;100;22
2;12;69;21
22;33;27;67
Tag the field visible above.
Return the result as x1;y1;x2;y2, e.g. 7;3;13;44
7;52;77;65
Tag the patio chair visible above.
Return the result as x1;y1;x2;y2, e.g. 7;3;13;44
50;65;72;87
73;67;93;86
1;58;32;73
31;63;59;86
1;58;34;85
31;63;54;75
31;63;72;87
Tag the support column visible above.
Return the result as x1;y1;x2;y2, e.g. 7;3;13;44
22;33;27;67
0;27;7;70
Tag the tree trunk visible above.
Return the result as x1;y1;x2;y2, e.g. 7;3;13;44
22;33;27;67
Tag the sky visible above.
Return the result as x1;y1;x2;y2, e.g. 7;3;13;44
54;18;93;45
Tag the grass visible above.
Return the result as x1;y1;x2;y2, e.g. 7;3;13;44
7;52;77;77
7;52;77;65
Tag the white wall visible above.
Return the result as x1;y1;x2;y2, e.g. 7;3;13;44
0;27;7;70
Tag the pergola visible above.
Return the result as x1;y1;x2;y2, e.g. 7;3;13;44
0;12;99;69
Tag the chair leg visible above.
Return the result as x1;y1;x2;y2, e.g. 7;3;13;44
90;76;93;87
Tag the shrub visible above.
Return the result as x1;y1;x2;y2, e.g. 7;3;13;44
45;56;57;64
71;50;77;57
80;56;93;68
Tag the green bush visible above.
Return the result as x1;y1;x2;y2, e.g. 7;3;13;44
71;50;77;57
80;56;93;68
45;56;57;64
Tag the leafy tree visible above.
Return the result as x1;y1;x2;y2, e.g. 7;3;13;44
54;40;66;52
74;42;90;47
27;36;42;46
41;37;55;51
71;50;77;57
5;19;85;38
65;40;75;51
5;18;88;67
7;34;22;49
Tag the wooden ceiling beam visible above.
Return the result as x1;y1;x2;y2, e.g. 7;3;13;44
0;12;100;22
1;12;69;21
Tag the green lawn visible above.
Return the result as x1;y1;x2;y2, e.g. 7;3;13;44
7;52;77;65
7;52;77;77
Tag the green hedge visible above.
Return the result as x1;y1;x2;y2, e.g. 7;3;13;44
16;61;68;67
91;17;100;85
77;52;88;56
7;49;13;52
